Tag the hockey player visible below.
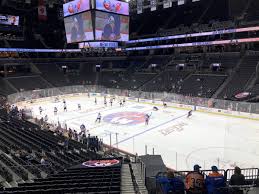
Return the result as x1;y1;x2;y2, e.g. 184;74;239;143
54;107;58;115
80;124;86;134
63;99;66;105
104;99;107;107
153;106;159;111
123;98;126;105
78;103;81;111
95;97;97;105
119;100;123;107
44;115;48;122
145;113;151;125
187;110;192;118
95;112;102;123
110;99;113;107
64;104;67;112
163;102;167;108
39;106;43;115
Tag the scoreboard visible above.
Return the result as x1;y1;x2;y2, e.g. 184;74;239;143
63;0;129;47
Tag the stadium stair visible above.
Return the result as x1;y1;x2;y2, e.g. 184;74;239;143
138;56;176;91
0;78;18;95
211;53;245;99
244;71;257;91
120;164;136;194
131;163;148;194
217;54;258;99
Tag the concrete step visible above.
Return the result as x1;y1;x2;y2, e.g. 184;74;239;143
121;164;135;194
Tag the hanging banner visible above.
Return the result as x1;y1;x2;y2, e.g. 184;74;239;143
137;0;143;14
38;0;47;21
163;0;172;8
150;0;157;11
177;0;185;5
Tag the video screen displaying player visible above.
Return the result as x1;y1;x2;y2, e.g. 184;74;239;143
95;11;129;41
64;12;94;43
102;15;120;40
0;15;19;26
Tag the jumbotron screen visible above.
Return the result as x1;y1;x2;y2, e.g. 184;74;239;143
64;12;94;43
95;0;129;15
95;11;129;41
63;0;90;17
0;14;19;26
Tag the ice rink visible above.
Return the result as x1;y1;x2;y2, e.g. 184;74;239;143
16;95;259;171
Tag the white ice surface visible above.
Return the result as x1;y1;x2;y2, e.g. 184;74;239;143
16;95;259;170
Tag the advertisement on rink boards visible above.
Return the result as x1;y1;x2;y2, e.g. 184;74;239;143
196;106;259;120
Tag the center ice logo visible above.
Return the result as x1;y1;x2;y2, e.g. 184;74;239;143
103;112;145;125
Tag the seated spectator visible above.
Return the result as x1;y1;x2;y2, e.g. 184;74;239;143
68;128;73;139
229;166;245;194
157;170;185;194
58;140;65;146
40;156;50;166
185;164;205;194
205;166;225;194
73;130;78;141
229;167;245;185
64;138;69;150
40;156;47;165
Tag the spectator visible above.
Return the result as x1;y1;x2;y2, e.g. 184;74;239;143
229;167;245;186
64;138;69;150
26;151;37;164
73;130;78;141
157;170;185;194
44;115;48;122
40;156;48;166
205;166;225;194
185;164;205;194
229;166;245;194
68;128;73;139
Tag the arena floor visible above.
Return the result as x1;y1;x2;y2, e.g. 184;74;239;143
16;95;259;171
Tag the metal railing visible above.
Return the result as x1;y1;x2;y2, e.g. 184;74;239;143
157;168;259;182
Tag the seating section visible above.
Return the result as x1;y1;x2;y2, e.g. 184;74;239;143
116;73;156;90
218;55;258;99
0;78;16;95
7;76;51;91
1;52;259;100
68;72;98;85
246;0;259;21
0;164;121;194
99;71;121;88
142;71;190;92
36;64;70;87
205;53;241;69
0;109;94;186
176;74;227;98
